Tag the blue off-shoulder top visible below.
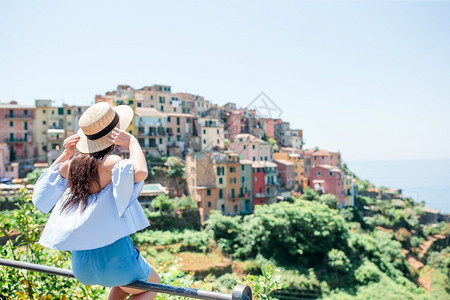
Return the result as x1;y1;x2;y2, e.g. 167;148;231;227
32;159;150;251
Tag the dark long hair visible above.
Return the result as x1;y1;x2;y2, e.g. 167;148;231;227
61;145;114;213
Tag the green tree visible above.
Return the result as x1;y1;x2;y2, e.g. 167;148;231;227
300;187;319;202
319;193;338;209
26;168;43;184
151;194;175;213
268;138;279;152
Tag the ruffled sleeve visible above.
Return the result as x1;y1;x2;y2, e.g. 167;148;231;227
112;159;145;217
32;164;68;214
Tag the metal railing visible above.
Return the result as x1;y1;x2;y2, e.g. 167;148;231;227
0;258;252;300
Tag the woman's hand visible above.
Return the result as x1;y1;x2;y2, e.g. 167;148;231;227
63;134;80;157
106;128;134;147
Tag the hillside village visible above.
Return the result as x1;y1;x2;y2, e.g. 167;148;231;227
0;84;445;223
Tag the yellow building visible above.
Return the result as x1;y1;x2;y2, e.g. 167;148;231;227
35;100;88;164
273;151;307;192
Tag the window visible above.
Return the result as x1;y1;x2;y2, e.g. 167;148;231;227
241;165;244;171
43;121;46;125
160;106;164;111
217;139;219;144
203;139;206;144
219;189;223;198
260;157;263;161
177;128;180;133
243;145;246;150
24;122;28;130
317;171;322;177
203;129;206;134
9;121;13;127
159;138;162;144
137;103;142;107
67;109;71;115
242;176;245;182
231;189;235;198
253;156;256;161
265;156;268;161
176;117;180;125
219;178;223;184
24;109;28;115
252;145;255;149
208;201;211;208
217;130;219;134
207;189;211;196
58;108;64;115
168;117;171;122
329;171;333;177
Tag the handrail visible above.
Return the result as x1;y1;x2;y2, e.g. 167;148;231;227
0;258;252;300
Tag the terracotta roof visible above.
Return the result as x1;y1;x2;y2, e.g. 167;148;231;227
234;133;267;144
274;159;294;166
420;207;440;214
135;107;164;118
312;150;339;156
316;164;342;172
165;112;194;118
252;161;277;168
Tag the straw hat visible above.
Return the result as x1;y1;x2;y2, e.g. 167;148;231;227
76;102;134;153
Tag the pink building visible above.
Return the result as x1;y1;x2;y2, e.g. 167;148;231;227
0;143;19;179
229;133;272;162
227;110;243;141
306;149;341;168
0;101;35;163
274;159;295;189
309;164;345;205
261;118;274;139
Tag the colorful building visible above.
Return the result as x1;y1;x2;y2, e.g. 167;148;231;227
275;148;308;191
0;101;35;165
225;151;240;215
198;117;224;151
306;149;341;168
274;159;295;189
0;142;19;179
239;159;254;213
309;164;345;206
135;107;167;158
229;133;272;162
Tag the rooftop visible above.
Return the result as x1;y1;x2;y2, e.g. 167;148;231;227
274;159;294;166
135;107;165;118
316;164;342;172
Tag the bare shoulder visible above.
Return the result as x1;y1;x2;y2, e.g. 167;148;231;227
102;154;123;172
59;160;70;179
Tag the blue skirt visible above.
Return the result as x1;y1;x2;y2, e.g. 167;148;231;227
72;236;152;287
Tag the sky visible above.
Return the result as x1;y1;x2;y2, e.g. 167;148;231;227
0;0;449;162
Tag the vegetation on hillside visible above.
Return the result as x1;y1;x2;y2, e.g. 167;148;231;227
0;166;449;299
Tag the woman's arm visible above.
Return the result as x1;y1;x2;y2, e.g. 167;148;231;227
50;135;80;169
106;128;148;182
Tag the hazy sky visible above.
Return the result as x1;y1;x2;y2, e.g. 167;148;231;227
1;0;449;161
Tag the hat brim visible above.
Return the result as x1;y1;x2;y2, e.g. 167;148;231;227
76;105;134;154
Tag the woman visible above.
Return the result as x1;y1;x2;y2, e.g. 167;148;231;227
32;102;160;300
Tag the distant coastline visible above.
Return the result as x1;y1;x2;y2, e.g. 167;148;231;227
347;158;450;214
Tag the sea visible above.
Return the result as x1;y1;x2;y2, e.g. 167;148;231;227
346;159;450;214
